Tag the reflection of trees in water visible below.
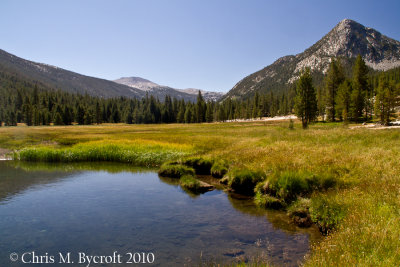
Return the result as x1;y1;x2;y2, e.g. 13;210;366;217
0;162;73;203
227;192;321;241
158;176;180;186
0;161;155;203
158;176;201;198
11;161;155;173
158;172;321;239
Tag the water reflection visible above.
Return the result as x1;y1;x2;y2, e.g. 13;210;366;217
0;161;320;266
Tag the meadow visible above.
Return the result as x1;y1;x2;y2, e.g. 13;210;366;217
0;121;399;266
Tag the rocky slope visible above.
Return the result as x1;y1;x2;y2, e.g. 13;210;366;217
0;49;145;99
114;77;224;102
224;19;400;100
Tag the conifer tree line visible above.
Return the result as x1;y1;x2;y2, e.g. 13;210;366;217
0;55;399;127
314;55;400;125
0;72;295;126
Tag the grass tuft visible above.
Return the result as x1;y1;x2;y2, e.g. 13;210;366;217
309;194;347;234
16;139;192;167
227;168;266;196
180;156;214;175
158;162;195;178
211;160;229;178
179;174;213;193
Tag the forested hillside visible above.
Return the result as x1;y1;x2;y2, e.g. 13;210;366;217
1;57;399;126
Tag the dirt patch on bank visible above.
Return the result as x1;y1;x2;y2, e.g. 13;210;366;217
349;123;400;130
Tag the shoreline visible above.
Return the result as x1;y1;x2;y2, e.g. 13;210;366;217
0;148;12;160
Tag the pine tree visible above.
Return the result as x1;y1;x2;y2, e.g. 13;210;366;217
294;68;318;128
374;74;398;125
23;97;33;126
63;106;72;125
205;103;213;122
335;79;352;122
95;102;102;124
196;91;205;123
54;112;63;125
184;104;192;123
77;105;85;125
325;58;345;121
351;55;369;122
252;92;259;118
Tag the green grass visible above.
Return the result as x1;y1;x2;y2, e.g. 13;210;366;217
14;139;192;167
226;168;266;196
158;161;195;178
309;194;347;234
180;156;214;175
1;121;400;266
211;160;229;178
287;198;312;227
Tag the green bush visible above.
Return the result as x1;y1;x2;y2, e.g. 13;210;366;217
310;195;346;234
158;162;195;178
254;191;284;209
287;198;312;227
179;175;214;194
210;160;228;178
179;175;201;191
227;169;265;196
262;171;338;203
269;171;310;202
180;157;214;175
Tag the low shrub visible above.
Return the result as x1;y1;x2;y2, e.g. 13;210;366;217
179;175;201;191
158;162;195;178
179;175;214;193
227;169;265;196
180;157;214;175
258;171;339;203
268;171;310;202
309;195;346;234
210;160;228;178
254;191;285;209
287;198;312;227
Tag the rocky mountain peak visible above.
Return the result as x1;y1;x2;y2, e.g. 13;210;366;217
224;19;400;100
302;18;400;72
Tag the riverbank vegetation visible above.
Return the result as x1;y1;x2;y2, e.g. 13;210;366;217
15;139;192;167
0;120;399;265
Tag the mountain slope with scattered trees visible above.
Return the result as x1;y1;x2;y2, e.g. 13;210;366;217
224;19;400;101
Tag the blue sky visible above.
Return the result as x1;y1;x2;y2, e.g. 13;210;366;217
1;0;399;92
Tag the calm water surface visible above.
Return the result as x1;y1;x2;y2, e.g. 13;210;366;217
0;162;320;266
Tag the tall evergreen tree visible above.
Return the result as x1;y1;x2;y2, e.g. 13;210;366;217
325;58;345;121
196;91;205;123
335;79;352;122
374;74;398;125
95;102;102;124
294;68;318;128
351;55;369;121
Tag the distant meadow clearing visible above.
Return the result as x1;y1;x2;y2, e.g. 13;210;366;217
1;121;399;266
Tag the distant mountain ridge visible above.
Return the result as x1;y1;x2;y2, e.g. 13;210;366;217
114;77;224;102
0;49;224;102
0;49;146;99
224;19;400;100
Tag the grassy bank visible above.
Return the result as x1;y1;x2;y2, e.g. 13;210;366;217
0;121;399;265
14;139;192;167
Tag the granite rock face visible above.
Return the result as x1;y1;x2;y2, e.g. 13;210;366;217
225;19;400;100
